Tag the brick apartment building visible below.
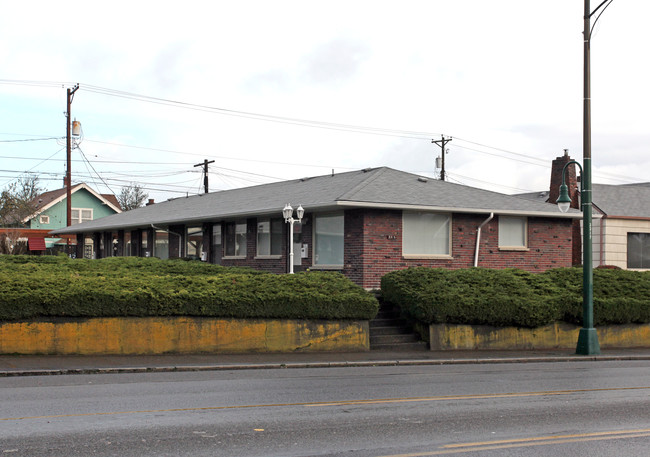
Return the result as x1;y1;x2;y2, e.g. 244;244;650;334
52;167;580;288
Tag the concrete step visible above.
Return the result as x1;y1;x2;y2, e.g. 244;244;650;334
369;301;428;351
370;326;414;336
370;333;422;345
369;317;408;328
370;341;429;351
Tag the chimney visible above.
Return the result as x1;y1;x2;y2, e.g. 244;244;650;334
548;149;579;209
146;199;155;206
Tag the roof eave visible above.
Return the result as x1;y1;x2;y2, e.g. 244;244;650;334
335;200;586;219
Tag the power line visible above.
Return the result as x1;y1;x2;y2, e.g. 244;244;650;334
0;136;62;143
3;79;646;188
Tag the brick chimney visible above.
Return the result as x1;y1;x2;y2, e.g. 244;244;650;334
549;149;582;266
548;149;579;209
145;199;155;206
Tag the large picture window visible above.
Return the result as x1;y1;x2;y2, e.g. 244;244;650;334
257;218;283;256
314;213;344;266
402;211;450;256
225;221;247;257
499;216;527;249
628;233;650;269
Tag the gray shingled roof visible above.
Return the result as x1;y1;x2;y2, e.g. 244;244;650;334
592;183;650;218
52;167;577;235
517;182;650;218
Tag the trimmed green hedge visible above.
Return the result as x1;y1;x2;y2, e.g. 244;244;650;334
0;256;378;321
381;267;650;328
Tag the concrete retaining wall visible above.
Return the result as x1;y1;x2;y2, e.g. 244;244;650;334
428;322;650;350
0;317;370;355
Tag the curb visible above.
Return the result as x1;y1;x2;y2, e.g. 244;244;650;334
2;354;649;377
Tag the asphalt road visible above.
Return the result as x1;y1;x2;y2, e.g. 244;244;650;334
1;360;649;456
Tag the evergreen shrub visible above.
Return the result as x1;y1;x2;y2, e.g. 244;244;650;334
381;266;650;328
0;256;378;321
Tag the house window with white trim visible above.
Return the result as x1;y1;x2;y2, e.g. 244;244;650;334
314;213;344;266
39;215;50;224
186;226;203;259
225;221;247;257
257;218;283;256
628;233;650;269
402;211;451;256
499;216;527;249
71;208;92;225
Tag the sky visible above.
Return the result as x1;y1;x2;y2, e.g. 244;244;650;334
1;0;648;205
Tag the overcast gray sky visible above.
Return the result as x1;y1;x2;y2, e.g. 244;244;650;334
1;0;648;203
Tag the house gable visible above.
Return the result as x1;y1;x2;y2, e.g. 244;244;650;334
28;185;121;230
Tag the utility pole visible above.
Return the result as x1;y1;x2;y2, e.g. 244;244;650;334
194;159;215;193
66;84;79;227
432;135;452;181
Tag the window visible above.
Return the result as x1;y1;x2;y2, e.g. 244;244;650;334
402;211;450;256
628;233;650;269
124;232;132;257
314;213;344;266
154;230;169;260
257;218;283;256
211;224;222;264
186;226;203;258
499;216;527;249
71;208;92;225
225;221;247;257
39;215;50;224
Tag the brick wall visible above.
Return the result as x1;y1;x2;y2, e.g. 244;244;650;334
345;209;574;289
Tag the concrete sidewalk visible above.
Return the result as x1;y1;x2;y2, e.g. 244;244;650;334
2;348;650;377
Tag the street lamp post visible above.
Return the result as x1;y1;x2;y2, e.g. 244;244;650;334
556;162;600;355
282;204;304;274
554;0;612;355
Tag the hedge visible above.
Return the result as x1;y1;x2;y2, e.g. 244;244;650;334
381;267;650;328
0;256;378;321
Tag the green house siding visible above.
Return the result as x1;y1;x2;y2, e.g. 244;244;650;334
30;188;118;230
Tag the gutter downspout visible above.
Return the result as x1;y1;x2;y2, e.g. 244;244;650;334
474;213;494;267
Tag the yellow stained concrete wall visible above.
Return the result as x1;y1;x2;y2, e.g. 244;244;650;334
0;317;369;355
429;322;650;350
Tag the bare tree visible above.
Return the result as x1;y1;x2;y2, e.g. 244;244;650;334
0;175;42;227
117;182;149;211
0;175;42;254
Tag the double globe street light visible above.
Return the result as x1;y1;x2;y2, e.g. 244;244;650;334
282;204;304;274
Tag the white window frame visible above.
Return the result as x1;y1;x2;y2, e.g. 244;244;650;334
498;216;528;250
256;218;283;258
71;208;93;225
312;213;344;268
39;215;50;224
402;211;451;258
224;220;247;258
